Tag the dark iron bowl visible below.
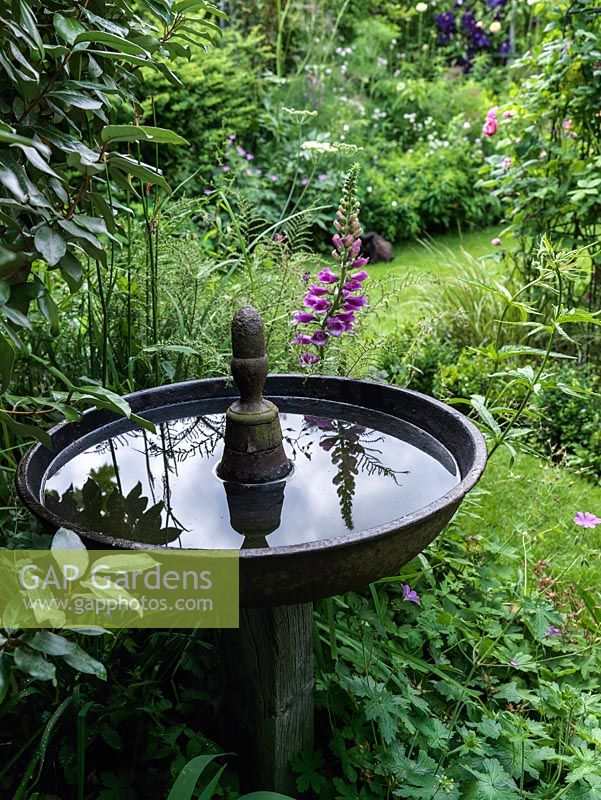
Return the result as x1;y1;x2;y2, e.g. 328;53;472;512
16;376;487;607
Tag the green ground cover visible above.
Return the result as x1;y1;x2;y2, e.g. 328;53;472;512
464;450;601;588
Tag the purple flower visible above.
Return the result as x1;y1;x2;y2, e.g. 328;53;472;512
318;173;327;181
203;188;214;195
269;174;279;181
574;511;601;528
350;238;362;258
352;258;368;268
402;584;420;605
293;311;317;323
291;333;312;345
509;659;519;667
327;316;350;336
336;310;356;324
343;294;367;310
222;165;231;172
246;153;254;160
236;146;246;157
311;329;329;346
307;297;331;313
300;177;310;186
318;267;339;284
351;270;369;281
300;352;319;368
227;133;236;141
546;626;562;638
344;279;363;292
332;233;343;250
308;284;328;297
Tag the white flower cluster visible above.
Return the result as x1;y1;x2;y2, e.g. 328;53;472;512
335;46;353;57
372;107;388;121
301;141;338;154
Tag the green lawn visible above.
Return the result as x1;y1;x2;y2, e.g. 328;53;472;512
463;450;601;588
368;226;502;331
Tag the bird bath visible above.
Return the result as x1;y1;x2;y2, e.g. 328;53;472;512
17;306;487;793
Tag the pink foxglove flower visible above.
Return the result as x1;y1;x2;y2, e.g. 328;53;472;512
291;164;369;368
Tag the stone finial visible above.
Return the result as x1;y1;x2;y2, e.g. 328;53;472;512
216;306;292;484
229;306;270;414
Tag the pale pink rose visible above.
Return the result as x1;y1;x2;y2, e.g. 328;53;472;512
491;237;502;246
482;118;498;137
501;157;512;170
502;109;516;119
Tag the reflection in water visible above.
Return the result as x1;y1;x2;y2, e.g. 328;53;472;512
44;411;460;549
47;474;184;545
300;416;406;530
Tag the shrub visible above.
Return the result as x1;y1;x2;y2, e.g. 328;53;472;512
535;364;601;478
141;29;269;193
481;0;601;353
361;135;499;240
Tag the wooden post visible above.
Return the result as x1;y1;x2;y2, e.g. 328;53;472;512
218;602;314;794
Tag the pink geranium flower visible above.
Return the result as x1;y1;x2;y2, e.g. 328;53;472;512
402;584;420;605
574;511;601;528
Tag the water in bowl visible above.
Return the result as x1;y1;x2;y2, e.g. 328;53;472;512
44;405;460;549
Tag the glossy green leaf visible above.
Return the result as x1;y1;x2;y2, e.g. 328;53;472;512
13;648;56;682
59;251;83;293
101;124;189;146
74;31;150;58
108;153;171;191
34;225;67;266
48;91;104;110
26;631;72;657
61;644;107;680
53;12;86;44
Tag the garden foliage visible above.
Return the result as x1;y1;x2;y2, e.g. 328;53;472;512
0;0;599;797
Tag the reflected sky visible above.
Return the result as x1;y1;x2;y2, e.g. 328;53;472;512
44;410;460;549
